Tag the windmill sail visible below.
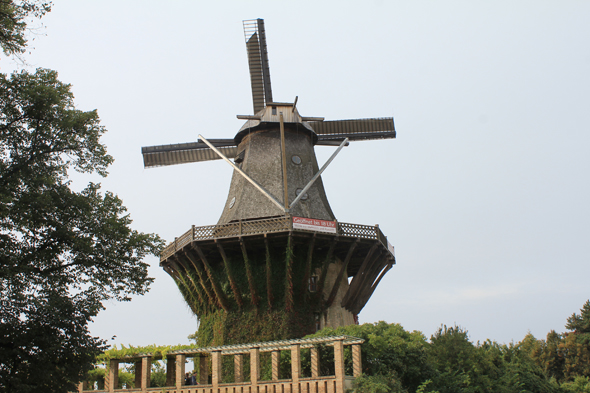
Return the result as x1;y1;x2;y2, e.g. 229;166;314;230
142;140;238;168
311;117;396;141
244;19;273;114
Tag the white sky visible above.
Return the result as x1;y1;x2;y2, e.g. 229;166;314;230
4;1;589;347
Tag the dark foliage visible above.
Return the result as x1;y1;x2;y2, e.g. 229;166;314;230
0;0;51;56
0;46;162;393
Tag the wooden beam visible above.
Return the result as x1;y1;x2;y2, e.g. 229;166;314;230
234;354;244;382
183;250;217;309
302;233;316;302
141;356;151;392
352;344;362;377
192;244;230;312
175;354;186;389
199;355;209;385
265;235;273;309
341;242;379;307
217;240;244;308
285;233;294;312
291;343;301;393
272;350;280;380
316;238;337;299
106;359;118;393
162;261;182;282
166;357;176;388
250;347;260;385
353;259;393;314
171;255;202;314
311;347;319;378
334;339;345;393
343;262;384;312
175;254;207;309
326;239;359;307
240;238;259;308
212;351;222;388
280;113;289;209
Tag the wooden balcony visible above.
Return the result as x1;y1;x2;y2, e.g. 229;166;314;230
161;215;392;262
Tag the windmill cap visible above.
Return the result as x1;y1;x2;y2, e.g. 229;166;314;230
234;103;319;144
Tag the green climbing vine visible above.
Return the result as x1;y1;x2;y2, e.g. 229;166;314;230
173;237;334;346
98;344;199;363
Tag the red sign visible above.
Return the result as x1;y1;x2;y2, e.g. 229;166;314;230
292;216;337;234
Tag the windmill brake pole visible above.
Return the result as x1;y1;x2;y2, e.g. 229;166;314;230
289;137;349;211
280;113;289;210
198;134;288;213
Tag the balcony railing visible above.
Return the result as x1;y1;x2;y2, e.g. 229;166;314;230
161;215;389;261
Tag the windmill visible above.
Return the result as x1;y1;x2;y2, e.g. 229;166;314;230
142;19;397;346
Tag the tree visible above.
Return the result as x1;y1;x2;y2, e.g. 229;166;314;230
424;325;485;393
423;326;561;393
0;4;163;390
0;0;51;57
539;330;566;381
562;300;590;380
566;300;590;335
0;67;163;392
306;321;432;393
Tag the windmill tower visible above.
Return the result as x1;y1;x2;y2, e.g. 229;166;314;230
142;19;396;346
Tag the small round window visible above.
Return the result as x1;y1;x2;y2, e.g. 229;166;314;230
291;155;302;165
296;188;309;201
229;197;236;209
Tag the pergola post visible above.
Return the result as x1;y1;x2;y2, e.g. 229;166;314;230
166;357;176;387
271;350;280;381
234;354;243;382
141;356;151;392
175;354;186;389
250;347;260;386
291;344;301;393
333;338;345;393
134;360;142;389
199;354;209;384
106;359;119;393
212;350;222;387
352;344;362;377
311;347;319;378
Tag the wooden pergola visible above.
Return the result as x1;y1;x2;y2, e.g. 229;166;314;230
80;335;364;393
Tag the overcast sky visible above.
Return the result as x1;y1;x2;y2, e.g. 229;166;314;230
4;1;589;347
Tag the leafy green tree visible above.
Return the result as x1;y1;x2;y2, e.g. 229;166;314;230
0;0;51;56
561;300;590;380
566;300;590;338
562;332;590;381
561;376;590;393
423;326;561;393
566;300;590;334
494;341;562;393
150;360;167;387
0;3;161;392
0;4;164;389
540;330;566;381
0;66;163;393
305;321;431;393
424;325;486;393
353;372;407;393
